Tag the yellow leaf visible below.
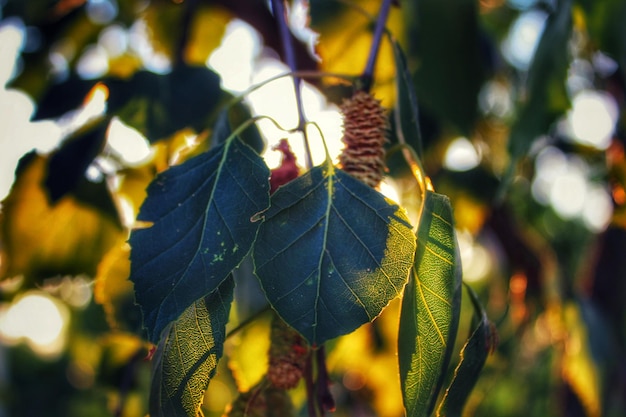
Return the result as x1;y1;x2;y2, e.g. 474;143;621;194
185;6;231;65
314;1;404;107
561;302;602;417
94;241;143;332
0;154;122;283
141;3;184;58
226;316;271;392
117;164;156;220
326;300;404;417
141;3;230;66
108;54;142;79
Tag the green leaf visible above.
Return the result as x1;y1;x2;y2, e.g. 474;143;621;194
392;40;423;159
506;0;572;178
32;65;225;142
32;75;98;121
436;285;492;417
129;137;270;343
150;276;234;417
212;105;265;155
1;153;122;284
44;118;109;203
398;191;462;417
253;161;416;346
405;0;486;135
111;66;225;142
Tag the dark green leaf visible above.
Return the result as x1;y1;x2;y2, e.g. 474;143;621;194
406;0;486;135
392;40;423;159
436;285;492;417
32;75;97;121
44;118;109;203
112;66;225;141
129;137;270;343
399;191;462;417
253;161;416;346
150;276;234;417
211;104;265;154
506;0;572;173
32;66;225;142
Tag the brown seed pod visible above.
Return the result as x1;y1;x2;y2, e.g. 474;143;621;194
338;90;389;188
267;315;309;390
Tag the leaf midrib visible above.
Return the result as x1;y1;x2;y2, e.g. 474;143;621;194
153;139;238;333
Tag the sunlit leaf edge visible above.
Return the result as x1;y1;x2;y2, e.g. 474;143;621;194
253;162;416;345
399;191;462;417
129;136;270;343
150;277;235;417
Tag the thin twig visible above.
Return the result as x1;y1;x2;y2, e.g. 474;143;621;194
316;346;336;413
225;304;272;339
360;0;394;92
305;352;319;417
271;0;314;169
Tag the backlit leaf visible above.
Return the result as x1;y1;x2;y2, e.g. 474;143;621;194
94;241;144;334
226;315;271;392
398;191;462;417
253;161;416;345
561;301;602;417
129;137;270;342
184;5;231;65
0;153;122;284
150;277;234;417
310;0;404;107
437;285;492;417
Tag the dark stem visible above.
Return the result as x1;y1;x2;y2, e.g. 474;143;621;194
305;352;319;417
360;0;394;92
270;0;314;169
316;346;336;413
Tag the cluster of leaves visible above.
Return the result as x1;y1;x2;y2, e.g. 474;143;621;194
1;0;626;417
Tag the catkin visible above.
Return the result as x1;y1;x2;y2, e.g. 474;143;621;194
338;90;389;188
267;316;309;390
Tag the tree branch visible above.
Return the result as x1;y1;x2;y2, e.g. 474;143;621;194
360;0;394;92
271;0;314;169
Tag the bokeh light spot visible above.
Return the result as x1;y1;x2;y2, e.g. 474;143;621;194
566;89;618;150
443;137;481;171
107;117;153;165
76;44;109;79
0;292;69;358
582;186;612;232
207;19;260;93
86;0;118;25
501;10;547;70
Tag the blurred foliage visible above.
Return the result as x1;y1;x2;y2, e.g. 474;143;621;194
0;0;625;417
